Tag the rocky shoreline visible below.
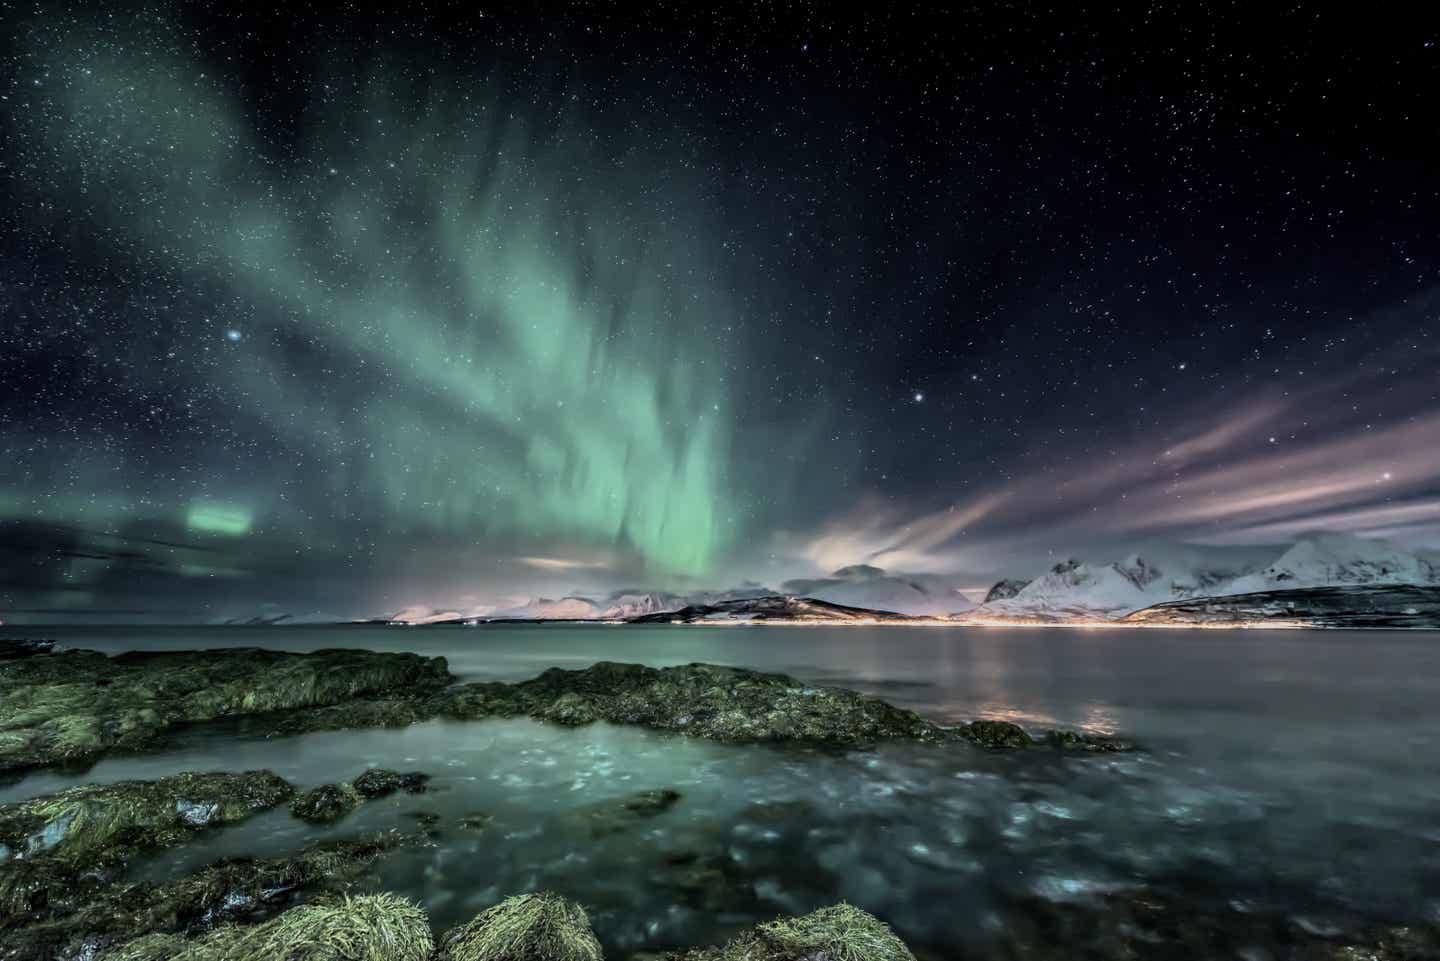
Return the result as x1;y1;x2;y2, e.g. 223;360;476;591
0;649;1132;777
2;644;1434;960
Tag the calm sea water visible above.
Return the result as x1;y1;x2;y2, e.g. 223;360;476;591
4;624;1440;956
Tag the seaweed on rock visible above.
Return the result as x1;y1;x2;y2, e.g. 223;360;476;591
0;649;452;774
0;771;293;870
100;893;433;961
668;904;916;961
290;784;363;823
1;832;420;961
428;662;945;746
434;893;603;961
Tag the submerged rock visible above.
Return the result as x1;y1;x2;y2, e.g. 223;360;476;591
434;892;602;961
456;813;493;832
0;648;452;774
289;783;362;823
566;788;683;839
666;903;916;961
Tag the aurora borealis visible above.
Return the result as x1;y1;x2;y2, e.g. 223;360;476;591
2;4;1438;621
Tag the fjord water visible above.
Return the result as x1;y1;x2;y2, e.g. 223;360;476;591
4;624;1440;956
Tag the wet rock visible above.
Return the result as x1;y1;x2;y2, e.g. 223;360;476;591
99;891;432;961
430;662;947;746
0;648;452;774
667;903;916;961
964;719;1035;748
435;892;602;961
1;831;420;960
351;768;429;798
0;771;293;876
0;640;55;661
1043;729;1136;753
287;783;361;823
567;788;683;838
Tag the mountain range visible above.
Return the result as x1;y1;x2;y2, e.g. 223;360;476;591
966;532;1439;624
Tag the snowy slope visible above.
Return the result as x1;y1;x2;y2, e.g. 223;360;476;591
780;565;974;616
1223;532;1438;594
491;596;603;620
971;534;1438;623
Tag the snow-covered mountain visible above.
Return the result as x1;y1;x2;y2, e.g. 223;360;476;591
1222;532;1438;594
780;564;974;616
970;534;1439;623
490;596;603;620
207;609;351;625
383;606;468;625
631;594;914;624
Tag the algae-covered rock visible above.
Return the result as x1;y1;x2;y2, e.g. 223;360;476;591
100;892;433;961
1041;729;1135;753
963;719;1034;749
565;788;682;839
4;832;420;960
0;640;55;661
667;904;915;961
350;769;429;799
430;662;946;746
435;892;602;961
0;771;293;872
0;648;452;773
290;784;363;824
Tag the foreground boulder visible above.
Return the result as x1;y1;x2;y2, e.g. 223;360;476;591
435;892;602;961
0;648;452;773
100;892;432;961
669;903;915;961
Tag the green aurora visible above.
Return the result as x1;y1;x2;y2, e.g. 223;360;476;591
4;27;802;586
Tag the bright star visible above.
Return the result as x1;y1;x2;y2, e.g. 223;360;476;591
913;392;924;403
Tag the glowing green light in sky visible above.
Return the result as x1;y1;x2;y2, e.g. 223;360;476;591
26;38;747;575
186;503;253;537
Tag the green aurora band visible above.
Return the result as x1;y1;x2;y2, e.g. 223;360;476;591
12;34;750;577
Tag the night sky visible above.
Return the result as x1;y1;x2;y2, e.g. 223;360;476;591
2;3;1438;621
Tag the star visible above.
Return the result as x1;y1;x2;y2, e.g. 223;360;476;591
913;392;924;403
225;329;242;342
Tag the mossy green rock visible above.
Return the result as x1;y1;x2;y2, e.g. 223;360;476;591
350;769;429;798
666;904;915;961
430;662;946;745
100;892;433;961
4;832;418;959
964;719;1034;749
0;648;452;773
289;784;363;823
435;892;602;961
0;770;292;870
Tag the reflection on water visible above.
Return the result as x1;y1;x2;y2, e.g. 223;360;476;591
4;623;1440;955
